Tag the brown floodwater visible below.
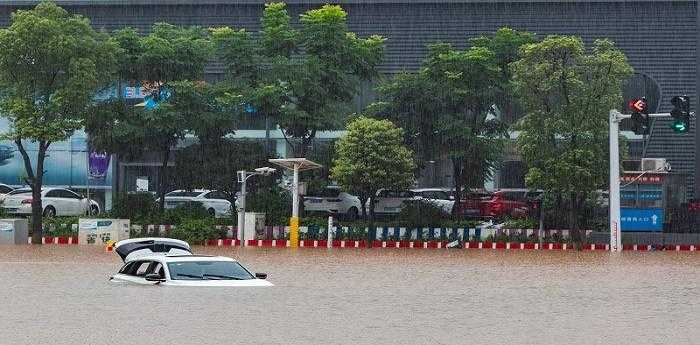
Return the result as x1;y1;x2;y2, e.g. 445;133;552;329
0;246;698;345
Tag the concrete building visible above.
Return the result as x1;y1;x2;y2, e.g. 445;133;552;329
0;0;697;201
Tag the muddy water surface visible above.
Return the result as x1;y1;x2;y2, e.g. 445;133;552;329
0;246;698;345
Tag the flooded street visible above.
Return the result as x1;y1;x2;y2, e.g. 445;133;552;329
0;246;698;345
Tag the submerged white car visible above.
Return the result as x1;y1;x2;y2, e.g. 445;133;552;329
110;238;272;287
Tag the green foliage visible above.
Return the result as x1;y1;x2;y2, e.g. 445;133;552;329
247;186;292;226
502;217;538;229
331;116;415;219
173;139;271;198
168;218;225;245
88;22;216;211
511;36;633;232
215;3;385;157
109;192;157;222
0;1;118;238
371;30;531;200
397;200;449;229
41;216;79;237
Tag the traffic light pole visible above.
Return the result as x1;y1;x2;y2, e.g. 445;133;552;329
609;110;672;252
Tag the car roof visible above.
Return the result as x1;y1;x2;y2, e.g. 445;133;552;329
168;189;211;193
133;254;237;263
411;188;453;192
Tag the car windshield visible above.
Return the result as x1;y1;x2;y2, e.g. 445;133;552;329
166;191;203;197
167;261;254;280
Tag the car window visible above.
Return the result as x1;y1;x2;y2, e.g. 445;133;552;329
150;262;164;278
166;191;203;197
0;185;12;194
400;191;413;198
64;190;82;199
119;262;136;274
8;189;31;195
134;261;152;277
320;188;341;198
205;191;227;200
45;190;61;198
168;261;254;280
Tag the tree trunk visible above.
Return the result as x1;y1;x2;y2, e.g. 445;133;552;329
451;158;462;216
359;196;368;220
157;148;171;213
367;196;376;248
568;192;582;247
15;140;49;244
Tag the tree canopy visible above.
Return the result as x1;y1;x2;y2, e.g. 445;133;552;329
331;116;414;220
511;35;633;236
86;22;216;211
0;1;117;239
371;29;532;202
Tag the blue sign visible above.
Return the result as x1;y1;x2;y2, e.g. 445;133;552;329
620;190;662;201
621;208;664;232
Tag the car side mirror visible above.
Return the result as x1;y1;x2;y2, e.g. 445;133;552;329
255;273;267;280
145;273;165;282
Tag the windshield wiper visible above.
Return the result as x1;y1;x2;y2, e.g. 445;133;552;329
175;273;204;279
203;274;245;280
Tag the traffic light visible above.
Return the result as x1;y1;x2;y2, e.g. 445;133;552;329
670;95;690;133
628;97;649;135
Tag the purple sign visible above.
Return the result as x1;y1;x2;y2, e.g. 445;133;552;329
88;152;110;179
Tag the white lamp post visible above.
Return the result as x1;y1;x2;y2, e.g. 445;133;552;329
237;167;276;246
268;158;322;248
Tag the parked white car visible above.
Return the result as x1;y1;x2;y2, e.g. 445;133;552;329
110;238;272;287
0;183;14;204
163;189;232;218
304;186;362;219
411;188;455;214
370;189;415;216
2;187;100;216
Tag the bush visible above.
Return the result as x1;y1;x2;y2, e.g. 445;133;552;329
502;217;538;229
247;186;291;225
110;192;157;223
159;202;211;225
168;218;225;245
397;200;448;229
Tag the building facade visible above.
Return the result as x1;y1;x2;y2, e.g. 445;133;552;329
0;0;697;200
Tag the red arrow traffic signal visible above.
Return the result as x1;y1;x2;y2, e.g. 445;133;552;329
628;98;647;113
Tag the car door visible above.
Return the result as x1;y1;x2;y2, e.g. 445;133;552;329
383;191;407;215
203;191;231;216
43;190;65;215
112;260;155;285
65;189;86;215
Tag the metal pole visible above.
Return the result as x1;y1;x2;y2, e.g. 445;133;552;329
290;164;300;248
327;214;333;248
696;0;700;201
86;149;91;216
609;110;622;252
238;170;246;247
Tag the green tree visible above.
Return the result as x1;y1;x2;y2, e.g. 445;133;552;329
371;30;533;203
87;23;214;212
214;3;385;157
0;2;117;241
511;36;633;241
331;116;414;244
173;139;271;204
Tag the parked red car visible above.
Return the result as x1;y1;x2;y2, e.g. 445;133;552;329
455;189;541;219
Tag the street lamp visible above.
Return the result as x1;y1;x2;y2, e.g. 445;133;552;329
268;158;322;248
237;167;276;246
